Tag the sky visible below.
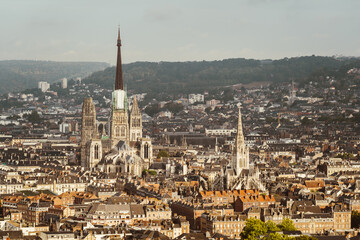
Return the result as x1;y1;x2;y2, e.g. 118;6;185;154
1;0;359;65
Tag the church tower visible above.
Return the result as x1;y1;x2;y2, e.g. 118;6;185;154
110;28;129;147
129;97;142;143
81;97;97;168
233;107;249;175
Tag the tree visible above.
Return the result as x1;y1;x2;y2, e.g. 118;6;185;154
163;102;184;114
25;110;42;124
142;169;148;178
157;150;169;158
336;152;354;160
262;232;289;240
278;218;297;231
301;117;312;126
294;236;317;240
145;103;160;117
205;107;211;114
221;88;234;102
265;117;277;124
266;220;280;232
6;114;20;120
240;218;267;240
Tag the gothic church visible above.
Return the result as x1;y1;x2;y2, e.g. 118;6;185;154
80;29;152;176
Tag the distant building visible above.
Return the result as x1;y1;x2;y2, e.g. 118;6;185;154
206;99;220;107
38;81;50;92
189;94;204;104
38;231;75;240
205;128;236;136
59;122;70;133
61;78;67;89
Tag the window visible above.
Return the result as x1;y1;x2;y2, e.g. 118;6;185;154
144;143;149;159
94;144;99;159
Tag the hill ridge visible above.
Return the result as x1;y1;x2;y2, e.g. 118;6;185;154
84;55;359;94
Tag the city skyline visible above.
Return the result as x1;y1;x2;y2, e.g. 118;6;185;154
0;1;360;237
1;0;360;65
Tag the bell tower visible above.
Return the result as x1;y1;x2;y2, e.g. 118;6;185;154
129;97;142;143
81;97;97;168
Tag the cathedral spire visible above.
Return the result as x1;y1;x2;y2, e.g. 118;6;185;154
236;107;245;147
115;27;123;90
233;106;249;175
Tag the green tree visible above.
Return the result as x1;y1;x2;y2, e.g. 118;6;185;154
25;110;42;124
145;103;160;117
336;152;354;160
266;220;280;232
240;218;267;240
265;117;277;124
221;88;234;102
163;102;184;114
300;117;312;126
278;218;297;231
157;150;170;158
205;107;211;114
142;169;148;178
262;232;289;240
7;114;20;120
294;236;317;240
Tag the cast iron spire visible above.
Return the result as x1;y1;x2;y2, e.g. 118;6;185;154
235;107;245;152
115;27;123;90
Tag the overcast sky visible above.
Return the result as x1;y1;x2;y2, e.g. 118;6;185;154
1;0;359;64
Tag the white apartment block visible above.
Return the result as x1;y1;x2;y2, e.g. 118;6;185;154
38;82;50;92
188;94;204;104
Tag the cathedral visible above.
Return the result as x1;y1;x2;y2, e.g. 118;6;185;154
80;29;152;176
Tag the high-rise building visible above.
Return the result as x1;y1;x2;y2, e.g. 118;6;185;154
61;78;67;89
38;81;50;92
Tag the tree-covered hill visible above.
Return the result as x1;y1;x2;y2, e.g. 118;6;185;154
0;60;109;94
83;56;356;94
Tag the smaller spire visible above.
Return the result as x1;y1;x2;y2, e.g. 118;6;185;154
131;97;140;114
237;107;243;130
235;106;245;149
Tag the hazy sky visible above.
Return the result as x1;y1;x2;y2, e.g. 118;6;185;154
1;0;359;64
